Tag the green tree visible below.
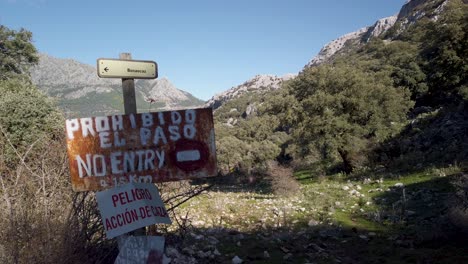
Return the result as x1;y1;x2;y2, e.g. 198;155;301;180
216;135;249;173
0;25;38;80
286;64;413;173
420;0;468;103
0;79;62;166
339;39;428;103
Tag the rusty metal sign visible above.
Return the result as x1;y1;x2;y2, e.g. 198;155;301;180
65;108;217;192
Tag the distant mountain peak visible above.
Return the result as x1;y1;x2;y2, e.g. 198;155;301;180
30;53;203;117
205;73;296;109
305;27;369;68
304;0;448;69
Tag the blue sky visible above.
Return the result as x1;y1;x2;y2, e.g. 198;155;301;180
1;0;405;100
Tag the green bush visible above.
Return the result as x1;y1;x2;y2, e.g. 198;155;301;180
0;79;62;166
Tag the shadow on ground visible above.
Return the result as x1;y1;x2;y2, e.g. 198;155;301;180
164;173;468;264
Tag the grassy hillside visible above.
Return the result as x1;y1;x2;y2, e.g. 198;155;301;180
169;166;468;263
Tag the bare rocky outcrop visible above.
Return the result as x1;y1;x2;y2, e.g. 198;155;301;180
303;0;449;70
304;16;398;68
362;15;398;42
205;73;296;110
304;27;369;68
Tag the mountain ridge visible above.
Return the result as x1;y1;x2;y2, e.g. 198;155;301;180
206;0;451;111
30;53;204;117
205;73;296;109
304;0;449;69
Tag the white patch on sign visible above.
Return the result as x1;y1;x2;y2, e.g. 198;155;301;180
176;150;200;162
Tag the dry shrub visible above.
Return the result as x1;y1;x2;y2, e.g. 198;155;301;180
0;131;75;264
267;162;300;197
0;124;211;263
0;124;119;263
58;192;117;264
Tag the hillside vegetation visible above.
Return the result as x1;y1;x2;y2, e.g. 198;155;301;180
0;0;467;263
214;0;467;175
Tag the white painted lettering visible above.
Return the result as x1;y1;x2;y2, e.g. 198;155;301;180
142;113;153;127
129;114;136;128
128;174;137;183
118;176;127;185
139;175;152;183
158;112;165;125
114;132;126;147
144;150;155;170
111;115;124;131
95;116;110;132
93;154;107;176
80;118;95;137
156;150;165;168
76;154;92;178
111;152;123;174
140;128;151;146
66;119;79;140
185;109;196;124
169;126;180;141
123;151;135;173
171;111;182;125
183;124;196;139
136;150;146;171
99;132;112;148
153;127;168;145
100;179;108;187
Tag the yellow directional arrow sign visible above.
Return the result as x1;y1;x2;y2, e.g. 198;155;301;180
97;58;158;79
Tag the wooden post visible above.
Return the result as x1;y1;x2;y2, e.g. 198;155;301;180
120;53;137;114
119;52;146;237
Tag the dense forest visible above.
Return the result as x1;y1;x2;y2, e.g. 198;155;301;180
0;0;467;263
215;0;467;176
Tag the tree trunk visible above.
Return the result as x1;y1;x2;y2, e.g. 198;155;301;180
338;148;354;174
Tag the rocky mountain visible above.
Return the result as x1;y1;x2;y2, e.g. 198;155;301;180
304;0;449;69
30;53;203;117
205;74;296;109
208;0;449;110
304;16;398;68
